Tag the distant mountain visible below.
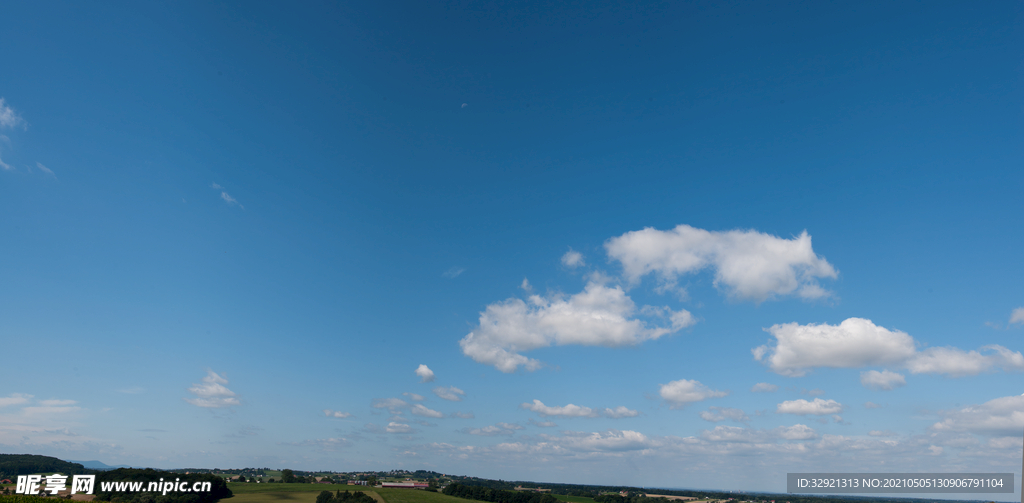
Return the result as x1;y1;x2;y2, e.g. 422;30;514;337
65;460;133;470
0;454;93;479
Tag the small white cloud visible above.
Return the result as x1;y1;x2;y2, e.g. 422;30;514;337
411;404;444;418
35;162;55;177
529;418;558;427
465;423;522;436
210;182;222;189
415;364;436;383
700;406;750;423
372;398;408;412
602;406;640;418
433;386;465;401
443;267;465;278
220;191;243;208
750;382;778;393
860;370;906;390
605;225;837;302
775;424;818;440
561;249;585;268
520;278;532;292
323;409;353;418
776;398;843;415
521;399;597;417
403;392;425;401
1010;307;1024;325
0;393;33;407
659;379;728;409
461;103;468;108
868;430;896;437
185;370;240;408
451;411;474;419
864;401;883;409
0;98;26;130
386;422;412;433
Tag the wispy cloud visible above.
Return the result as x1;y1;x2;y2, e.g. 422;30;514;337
433;386;465;402
323;409;353;418
776;398;843;415
0;98;26;130
184;370;240;408
211;183;243;209
561;249;585;268
443;267;465;278
451;411;474;419
750;382;778;393
35;162;55;178
1010;307;1024;326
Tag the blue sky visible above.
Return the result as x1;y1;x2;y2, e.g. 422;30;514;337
1;0;1022;498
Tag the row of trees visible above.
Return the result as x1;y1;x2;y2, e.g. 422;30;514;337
443;483;560;503
315;490;376;503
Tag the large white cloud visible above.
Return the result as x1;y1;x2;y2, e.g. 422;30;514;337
754;317;1024;378
460;281;695;372
605;225;837;302
777;398;844;415
931;394;1024;436
859;370;906;390
659;379;728;408
185;370;240;408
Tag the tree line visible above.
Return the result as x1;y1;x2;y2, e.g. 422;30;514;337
443;483;561;503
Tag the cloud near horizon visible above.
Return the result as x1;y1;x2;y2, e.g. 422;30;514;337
753;317;1024;378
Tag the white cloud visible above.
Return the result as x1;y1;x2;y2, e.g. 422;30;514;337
868;430;896;437
754;318;916;377
557;429;654;452
905;345;1024;377
659;379;728;408
403;392;424;401
35;162;55;177
521;399;597;417
930;393;1024;436
864;402;883;409
750;382;778;393
443;267;465;278
411;404;444;418
220;191;242;208
604;225;837;302
0;393;32;407
775;424;818;440
1011;307;1024;325
386;422;412;433
184;370;239;408
602;406;640;418
0;156;11;171
561;249;585;268
433;386;465;401
529;418;557;427
371;398;408;412
777;398;843;416
0;99;25;130
700;407;750;423
323;409;353;418
755;318;1024;378
210;182;222;189
465;423;524;436
415;364;435;382
460;281;695;372
451;411;474;419
860;370;906;390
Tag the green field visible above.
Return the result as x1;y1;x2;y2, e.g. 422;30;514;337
226;483;473;503
551;495;595;503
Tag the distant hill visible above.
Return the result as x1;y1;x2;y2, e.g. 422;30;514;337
65;460;133;471
0;453;93;479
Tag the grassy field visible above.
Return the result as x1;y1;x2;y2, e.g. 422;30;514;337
225;483;473;503
551;495;595;503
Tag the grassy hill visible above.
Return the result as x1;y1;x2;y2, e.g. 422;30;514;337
226;483;478;503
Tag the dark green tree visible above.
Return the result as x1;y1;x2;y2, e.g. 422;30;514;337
282;470;296;483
